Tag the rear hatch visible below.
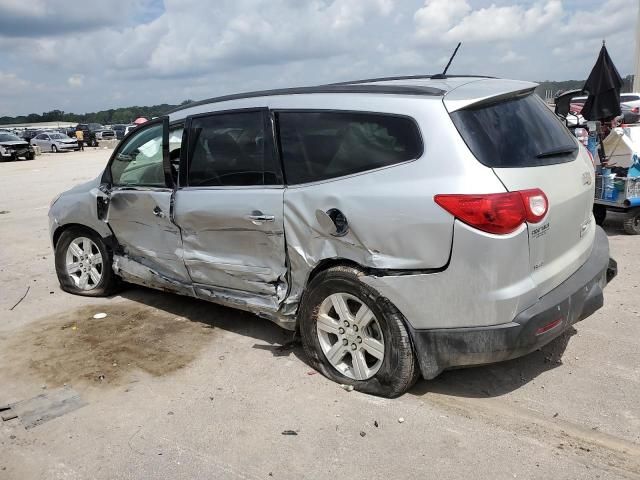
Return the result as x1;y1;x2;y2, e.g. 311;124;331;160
448;89;595;298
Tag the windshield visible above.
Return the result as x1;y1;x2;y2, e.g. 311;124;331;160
0;133;22;142
50;133;66;139
450;93;578;168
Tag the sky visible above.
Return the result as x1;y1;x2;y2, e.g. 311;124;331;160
0;0;637;117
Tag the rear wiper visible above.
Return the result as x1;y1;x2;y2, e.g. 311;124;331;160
536;145;578;158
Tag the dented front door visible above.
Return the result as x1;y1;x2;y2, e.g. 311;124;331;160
102;117;191;289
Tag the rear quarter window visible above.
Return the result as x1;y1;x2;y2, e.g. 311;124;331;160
450;93;578;168
277;111;422;184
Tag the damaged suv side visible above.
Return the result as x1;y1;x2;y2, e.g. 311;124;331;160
49;77;616;397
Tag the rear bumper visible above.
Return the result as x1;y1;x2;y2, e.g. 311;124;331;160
409;226;617;379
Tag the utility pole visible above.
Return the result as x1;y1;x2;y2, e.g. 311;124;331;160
635;0;640;91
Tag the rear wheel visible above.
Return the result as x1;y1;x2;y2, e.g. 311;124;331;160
299;265;420;397
54;227;120;296
51;144;58;153
593;204;607;226
623;209;640;235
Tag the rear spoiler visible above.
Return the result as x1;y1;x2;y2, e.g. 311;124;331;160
443;79;538;112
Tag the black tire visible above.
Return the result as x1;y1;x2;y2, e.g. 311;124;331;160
623;209;640;235
25;151;34;160
91;139;98;147
593;204;607;226
299;265;420;398
51;144;58;153
54;227;120;296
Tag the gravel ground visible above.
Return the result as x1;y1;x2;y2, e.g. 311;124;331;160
1;150;639;479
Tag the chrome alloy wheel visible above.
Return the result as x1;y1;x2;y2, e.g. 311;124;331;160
316;292;385;380
65;237;103;290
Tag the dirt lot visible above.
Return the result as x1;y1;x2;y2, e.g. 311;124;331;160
1;150;639;479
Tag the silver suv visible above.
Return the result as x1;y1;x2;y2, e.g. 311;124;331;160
49;75;617;397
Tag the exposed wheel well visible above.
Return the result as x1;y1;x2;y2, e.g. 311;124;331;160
305;258;365;286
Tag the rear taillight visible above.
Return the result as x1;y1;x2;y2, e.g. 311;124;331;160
434;189;548;235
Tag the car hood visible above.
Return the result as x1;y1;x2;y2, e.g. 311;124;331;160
0;140;29;146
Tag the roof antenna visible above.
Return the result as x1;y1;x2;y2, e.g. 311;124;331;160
431;42;462;79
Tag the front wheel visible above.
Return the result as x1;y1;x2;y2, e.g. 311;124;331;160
54;227;120;296
299;265;420;397
623;209;640;235
51;144;58;153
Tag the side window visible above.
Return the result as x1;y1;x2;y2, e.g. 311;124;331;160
277;111;423;185
110;123;167;187
186;111;280;187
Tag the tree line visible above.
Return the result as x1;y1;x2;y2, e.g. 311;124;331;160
0;100;193;126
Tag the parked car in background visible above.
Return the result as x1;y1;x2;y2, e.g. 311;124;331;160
49;76;616;397
124;124;137;136
31;132;79;152
95;129;116;141
0;132;35;161
620;103;640;124
620;93;640;109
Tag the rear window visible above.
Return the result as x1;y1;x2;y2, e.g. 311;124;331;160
450;93;578;168
277;111;422;184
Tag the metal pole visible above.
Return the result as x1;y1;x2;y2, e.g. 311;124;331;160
634;0;640;92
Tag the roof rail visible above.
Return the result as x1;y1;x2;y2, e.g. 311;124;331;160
167;83;446;114
329;74;495;86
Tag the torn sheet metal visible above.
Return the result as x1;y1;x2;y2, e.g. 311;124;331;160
113;254;195;297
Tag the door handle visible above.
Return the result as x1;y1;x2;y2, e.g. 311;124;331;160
248;213;275;223
153;206;165;218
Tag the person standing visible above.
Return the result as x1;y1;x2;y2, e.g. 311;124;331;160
75;128;84;151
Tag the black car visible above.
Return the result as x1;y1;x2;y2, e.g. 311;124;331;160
0;132;35;161
21;129;43;143
74;124;99;147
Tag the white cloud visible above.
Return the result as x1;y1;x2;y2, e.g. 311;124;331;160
414;0;471;40
414;0;563;43
67;74;84;87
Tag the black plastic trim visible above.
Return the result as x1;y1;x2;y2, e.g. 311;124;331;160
167;84;446;115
